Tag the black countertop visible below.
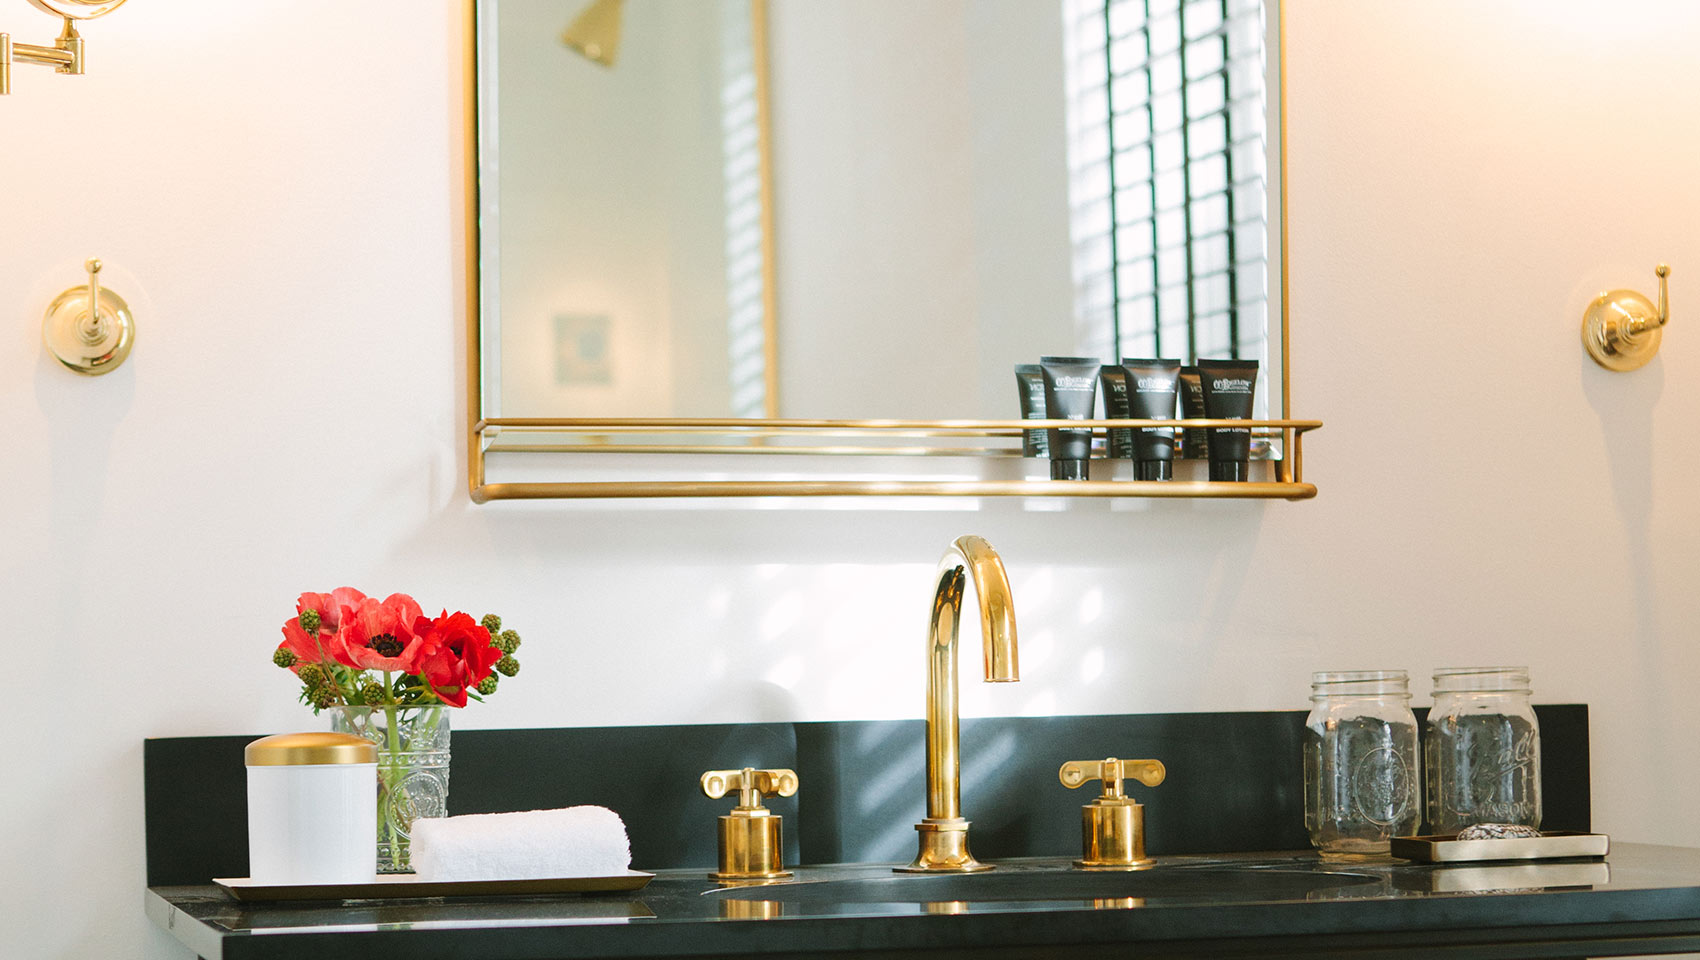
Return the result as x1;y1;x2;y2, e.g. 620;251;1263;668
148;844;1700;960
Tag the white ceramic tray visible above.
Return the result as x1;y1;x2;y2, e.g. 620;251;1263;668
214;870;654;902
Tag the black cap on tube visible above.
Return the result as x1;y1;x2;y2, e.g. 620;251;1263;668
1209;461;1248;482
1051;460;1088;481
1135;461;1171;481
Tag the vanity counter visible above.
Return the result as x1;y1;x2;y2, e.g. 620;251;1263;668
147;843;1700;959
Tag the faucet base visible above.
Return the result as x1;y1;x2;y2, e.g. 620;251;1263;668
896;818;994;873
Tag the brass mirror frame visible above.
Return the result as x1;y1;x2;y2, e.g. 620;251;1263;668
463;0;1317;502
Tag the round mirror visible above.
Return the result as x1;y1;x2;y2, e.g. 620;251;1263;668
26;0;129;19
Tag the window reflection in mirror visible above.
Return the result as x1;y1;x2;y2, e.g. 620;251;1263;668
477;0;1276;422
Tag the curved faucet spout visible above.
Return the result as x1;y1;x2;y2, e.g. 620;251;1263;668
899;535;1019;873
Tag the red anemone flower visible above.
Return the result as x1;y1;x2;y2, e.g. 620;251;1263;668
336;593;426;674
296;587;367;634
278;618;354;671
417;611;500;707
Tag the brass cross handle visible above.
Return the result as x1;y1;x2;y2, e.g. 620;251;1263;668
701;767;798;811
1059;758;1165;800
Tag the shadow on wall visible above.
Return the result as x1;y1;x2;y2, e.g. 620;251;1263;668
1578;349;1661;629
1578;346;1666;784
33;341;136;651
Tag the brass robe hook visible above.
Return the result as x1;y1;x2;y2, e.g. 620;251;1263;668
43;257;134;375
1582;263;1670;372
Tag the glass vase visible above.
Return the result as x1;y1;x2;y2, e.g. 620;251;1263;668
330;704;451;873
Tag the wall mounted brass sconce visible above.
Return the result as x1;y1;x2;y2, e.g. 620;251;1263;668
43;257;134;375
0;0;127;95
1582;263;1671;372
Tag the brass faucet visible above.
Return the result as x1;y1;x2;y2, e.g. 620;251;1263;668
898;535;1019;873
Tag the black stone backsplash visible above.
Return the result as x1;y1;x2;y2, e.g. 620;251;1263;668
144;706;1588;885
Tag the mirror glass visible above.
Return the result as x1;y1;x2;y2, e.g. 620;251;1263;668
477;0;1280;424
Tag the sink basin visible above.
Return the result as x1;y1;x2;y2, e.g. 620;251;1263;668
713;866;1380;905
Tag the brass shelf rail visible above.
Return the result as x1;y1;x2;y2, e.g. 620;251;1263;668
469;417;1322;502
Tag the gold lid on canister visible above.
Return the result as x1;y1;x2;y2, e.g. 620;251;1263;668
244;732;377;766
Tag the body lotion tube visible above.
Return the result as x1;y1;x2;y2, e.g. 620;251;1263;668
1120;359;1180;480
1196;358;1259;482
1177;366;1209;460
1039;356;1101;480
1098;365;1133;459
1014;365;1049;457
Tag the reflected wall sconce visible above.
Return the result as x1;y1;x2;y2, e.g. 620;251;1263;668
562;0;623;68
1582;263;1671;372
0;0;127;95
43;257;134;375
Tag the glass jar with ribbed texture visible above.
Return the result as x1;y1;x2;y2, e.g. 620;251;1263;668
1424;666;1541;835
1304;670;1420;859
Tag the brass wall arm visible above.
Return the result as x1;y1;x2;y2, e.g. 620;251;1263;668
0;19;80;94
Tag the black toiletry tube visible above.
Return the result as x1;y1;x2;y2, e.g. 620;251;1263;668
1098;365;1132;459
1196;358;1259;482
1177;366;1209;460
1120;358;1180;480
1039;356;1100;480
1014;364;1049;457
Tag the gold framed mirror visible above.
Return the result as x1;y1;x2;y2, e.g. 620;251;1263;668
465;0;1316;501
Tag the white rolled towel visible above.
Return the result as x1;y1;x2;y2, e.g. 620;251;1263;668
409;806;632;881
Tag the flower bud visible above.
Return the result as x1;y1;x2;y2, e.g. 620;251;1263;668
299;609;322;634
496;655;520;677
500;629;522;652
297;663;326;689
310;686;335;710
360;681;387;704
476;675;499;695
273;648;298;669
480;613;502;634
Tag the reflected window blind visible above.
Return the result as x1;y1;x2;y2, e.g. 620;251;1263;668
1063;0;1267;364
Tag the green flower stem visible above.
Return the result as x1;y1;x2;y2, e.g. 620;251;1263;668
380;675;408;870
310;634;353;705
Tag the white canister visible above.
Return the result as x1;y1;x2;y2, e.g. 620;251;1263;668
245;732;377;884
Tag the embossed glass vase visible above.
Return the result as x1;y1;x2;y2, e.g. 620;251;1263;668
1424;667;1541;835
330;705;451;873
1303;670;1420;859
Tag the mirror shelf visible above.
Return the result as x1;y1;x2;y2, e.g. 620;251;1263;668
469;417;1321;502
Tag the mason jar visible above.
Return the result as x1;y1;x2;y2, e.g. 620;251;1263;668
1425;666;1541;835
1304;671;1420;858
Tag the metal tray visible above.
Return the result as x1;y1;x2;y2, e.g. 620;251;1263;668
214;870;654;902
1390;831;1609;864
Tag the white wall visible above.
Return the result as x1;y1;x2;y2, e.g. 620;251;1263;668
3;1;1700;957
